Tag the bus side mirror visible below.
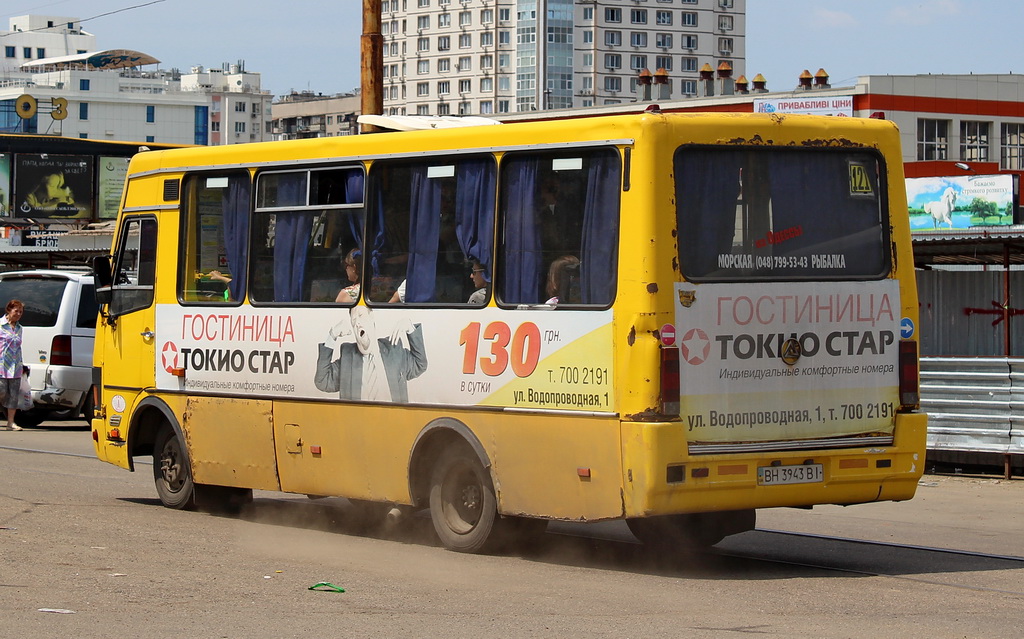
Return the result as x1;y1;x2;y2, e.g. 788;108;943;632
92;255;113;305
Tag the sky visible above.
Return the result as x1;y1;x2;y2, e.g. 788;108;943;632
3;0;1022;98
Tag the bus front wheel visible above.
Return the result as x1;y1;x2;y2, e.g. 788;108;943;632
153;425;196;510
429;446;498;553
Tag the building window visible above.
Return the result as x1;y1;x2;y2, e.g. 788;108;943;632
656;55;673;71
498;99;510;113
718;37;733;54
146;135;155;143
917;119;949;161
458;56;471;71
438;102;451;115
459;33;472;48
605;8;621;23
459;79;471;93
719;15;734;31
23;47;32;59
146;105;155;122
36;48;45;58
438;80;450;95
459;11;471;26
604;76;622;92
458;101;471;115
418;82;430;96
418;0;429;6
480;54;493;69
630;9;647;24
681;35;698;49
480;77;493;92
79;133;88;139
417;105;430;115
960;121;990;162
480;100;493;114
499;30;510;45
499;8;510;22
583;30;593;44
212;121;220;132
605;31;621;47
681;80;697;95
682;57;698;72
418;60;429;74
655;33;672;48
604;53;621;69
79;78;90;91
499;53;510;68
499;76;511;91
235;122;246;133
631;32;648;47
656;10;672;25
417;15;429;29
1001;123;1024;170
234;102;246;112
481;8;493;23
583;7;594;20
438;36;450;51
583;53;593;67
630;55;647;70
438;13;451;27
682;12;697;26
79;103;88;120
418;37;430;52
5;46;16;58
438;58;450;72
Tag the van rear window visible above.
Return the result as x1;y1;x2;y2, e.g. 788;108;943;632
0;277;68;327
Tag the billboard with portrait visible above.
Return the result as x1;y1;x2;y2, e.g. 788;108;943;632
907;174;1018;231
13;153;94;218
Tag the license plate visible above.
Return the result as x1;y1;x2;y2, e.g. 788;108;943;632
757;463;824;486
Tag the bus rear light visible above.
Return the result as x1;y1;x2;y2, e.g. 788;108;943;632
691;467;710;478
660;346;680;415
898;340;920;408
50;335;72;366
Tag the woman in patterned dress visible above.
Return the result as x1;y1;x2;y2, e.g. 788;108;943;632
0;299;25;431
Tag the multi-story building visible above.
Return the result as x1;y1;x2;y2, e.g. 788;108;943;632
380;0;746;116
1;15;272;146
271;91;362;140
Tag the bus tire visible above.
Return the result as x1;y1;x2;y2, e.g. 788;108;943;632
429;445;498;553
627;509;755;549
153;425;196;510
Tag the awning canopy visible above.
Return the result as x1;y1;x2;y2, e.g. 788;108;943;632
20;49;160;72
912;227;1024;267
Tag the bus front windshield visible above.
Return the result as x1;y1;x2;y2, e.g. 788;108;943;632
674;147;889;281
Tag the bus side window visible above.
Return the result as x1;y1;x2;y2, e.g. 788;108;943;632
180;173;250;304
498;149;620;306
250;167;364;304
366;157;496;305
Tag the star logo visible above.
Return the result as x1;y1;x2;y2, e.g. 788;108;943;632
161;341;179;374
680;328;711;365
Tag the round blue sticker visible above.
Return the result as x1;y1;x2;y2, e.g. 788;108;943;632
900;317;915;339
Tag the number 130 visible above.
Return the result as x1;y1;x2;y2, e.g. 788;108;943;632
459;321;541;378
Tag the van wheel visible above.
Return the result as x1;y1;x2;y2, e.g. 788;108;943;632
153;425;196;510
429;446;498;553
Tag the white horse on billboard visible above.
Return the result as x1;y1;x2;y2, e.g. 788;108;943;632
925;186;956;228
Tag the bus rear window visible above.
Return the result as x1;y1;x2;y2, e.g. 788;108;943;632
674;147;889;281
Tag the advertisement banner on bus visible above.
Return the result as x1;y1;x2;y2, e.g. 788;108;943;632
153;306;614;413
674;280;902;443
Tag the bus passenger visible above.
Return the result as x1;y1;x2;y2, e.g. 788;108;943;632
545;255;580;305
468;261;489;305
335;249;362;303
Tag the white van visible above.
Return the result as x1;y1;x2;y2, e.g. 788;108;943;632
0;270;96;427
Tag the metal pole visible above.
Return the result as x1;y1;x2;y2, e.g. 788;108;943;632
361;0;384;133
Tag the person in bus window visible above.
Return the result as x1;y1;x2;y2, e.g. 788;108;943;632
315;305;427;402
335;248;362;303
467;261;490;305
545;255;580;305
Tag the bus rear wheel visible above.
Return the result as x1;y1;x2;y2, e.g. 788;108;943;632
627;509;756;550
153;425;196;510
429;446;498;553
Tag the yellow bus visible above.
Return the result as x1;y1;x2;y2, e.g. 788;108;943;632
91;112;926;552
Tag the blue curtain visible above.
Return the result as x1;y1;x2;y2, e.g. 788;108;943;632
405;168;443;302
579;155;620;304
675;151;744;278
345;169;364;247
501;159;541;304
454;160;496;270
222;175;250;302
273;176;313;302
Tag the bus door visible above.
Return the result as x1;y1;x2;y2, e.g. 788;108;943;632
94;215;158;467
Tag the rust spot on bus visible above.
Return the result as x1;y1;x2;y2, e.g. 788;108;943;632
626;409;670;422
646;282;658;293
627;326;636;346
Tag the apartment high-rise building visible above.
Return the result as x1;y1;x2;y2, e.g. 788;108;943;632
380;0;746;115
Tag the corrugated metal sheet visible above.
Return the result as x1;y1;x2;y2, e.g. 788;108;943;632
921;357;1022;454
917;270;1023;357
